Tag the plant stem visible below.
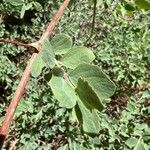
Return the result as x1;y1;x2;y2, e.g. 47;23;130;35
0;38;32;48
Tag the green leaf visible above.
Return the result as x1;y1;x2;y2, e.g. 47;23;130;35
33;2;42;11
125;138;138;148
41;39;56;68
15;99;33;117
31;53;46;77
49;76;77;109
135;0;150;9
141;90;150;99
51;34;72;55
60;47;95;69
75;78;103;112
78;100;100;134
133;140;146;150
20;3;33;18
70;64;116;101
6;0;24;6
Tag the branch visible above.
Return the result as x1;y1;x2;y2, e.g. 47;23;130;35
0;38;32;48
0;0;70;148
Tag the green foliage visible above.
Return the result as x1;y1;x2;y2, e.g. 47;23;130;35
31;34;115;134
6;0;24;6
77;100;101;134
0;0;150;149
70;64;116;102
135;0;150;9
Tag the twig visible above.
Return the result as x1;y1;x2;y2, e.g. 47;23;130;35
0;0;70;149
0;53;37;149
0;38;32;48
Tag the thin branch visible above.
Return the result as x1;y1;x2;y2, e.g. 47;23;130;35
0;0;70;149
0;53;37;148
0;38;32;48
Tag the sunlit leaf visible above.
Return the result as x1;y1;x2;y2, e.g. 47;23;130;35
49;76;77;108
70;64;116;101
51;34;72;55
31;53;46;77
42;39;56;68
60;47;95;69
125;138;138;148
133;140;146;150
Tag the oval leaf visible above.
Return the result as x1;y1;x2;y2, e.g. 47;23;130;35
42;39;56;68
31;53;46;77
60;47;95;69
70;64;116;101
51;34;72;55
49;76;77;109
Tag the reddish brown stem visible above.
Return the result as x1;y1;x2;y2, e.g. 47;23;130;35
39;0;70;43
0;0;70;148
0;38;32;48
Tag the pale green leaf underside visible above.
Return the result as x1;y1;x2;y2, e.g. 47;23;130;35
76;78;103;112
60;47;95;69
31;53;46;77
51;34;72;55
42;39;56;68
70;64;116;101
78;100;100;134
49;76;77;109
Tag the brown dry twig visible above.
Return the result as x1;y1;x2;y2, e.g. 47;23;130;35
0;38;32;48
0;0;70;149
